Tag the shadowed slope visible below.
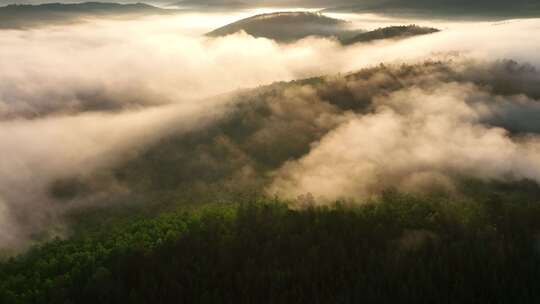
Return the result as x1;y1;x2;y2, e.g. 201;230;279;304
341;25;440;45
206;11;360;42
0;2;179;29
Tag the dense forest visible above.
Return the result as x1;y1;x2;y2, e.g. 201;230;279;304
3;187;540;303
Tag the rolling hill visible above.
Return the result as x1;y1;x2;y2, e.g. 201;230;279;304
172;0;247;9
341;25;440;45
46;59;540;232
324;0;540;20
2;59;540;303
0;2;179;29
206;11;360;43
207;13;440;45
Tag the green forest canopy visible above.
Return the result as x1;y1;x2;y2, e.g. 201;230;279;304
3;190;540;303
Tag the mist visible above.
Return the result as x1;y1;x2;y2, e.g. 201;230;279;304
268;81;540;201
1;8;540;250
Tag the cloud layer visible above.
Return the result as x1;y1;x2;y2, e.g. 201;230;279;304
268;80;540;201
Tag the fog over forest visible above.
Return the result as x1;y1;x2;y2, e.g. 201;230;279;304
1;1;540;302
0;1;539;250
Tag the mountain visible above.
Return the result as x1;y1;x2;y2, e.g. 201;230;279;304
46;60;540;230
324;0;540;20
206;11;361;43
341;25;440;45
0;2;180;29
172;0;247;10
206;13;439;45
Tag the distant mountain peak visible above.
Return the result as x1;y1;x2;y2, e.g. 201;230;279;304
206;11;356;43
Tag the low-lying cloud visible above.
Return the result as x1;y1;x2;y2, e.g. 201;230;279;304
268;81;540;201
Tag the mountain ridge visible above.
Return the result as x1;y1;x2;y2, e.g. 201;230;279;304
206;11;360;43
0;2;179;29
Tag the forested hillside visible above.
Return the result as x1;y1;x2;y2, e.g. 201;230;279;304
61;59;540;211
0;3;178;29
3;191;540;303
206;12;358;42
2;59;540;303
341;25;439;45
